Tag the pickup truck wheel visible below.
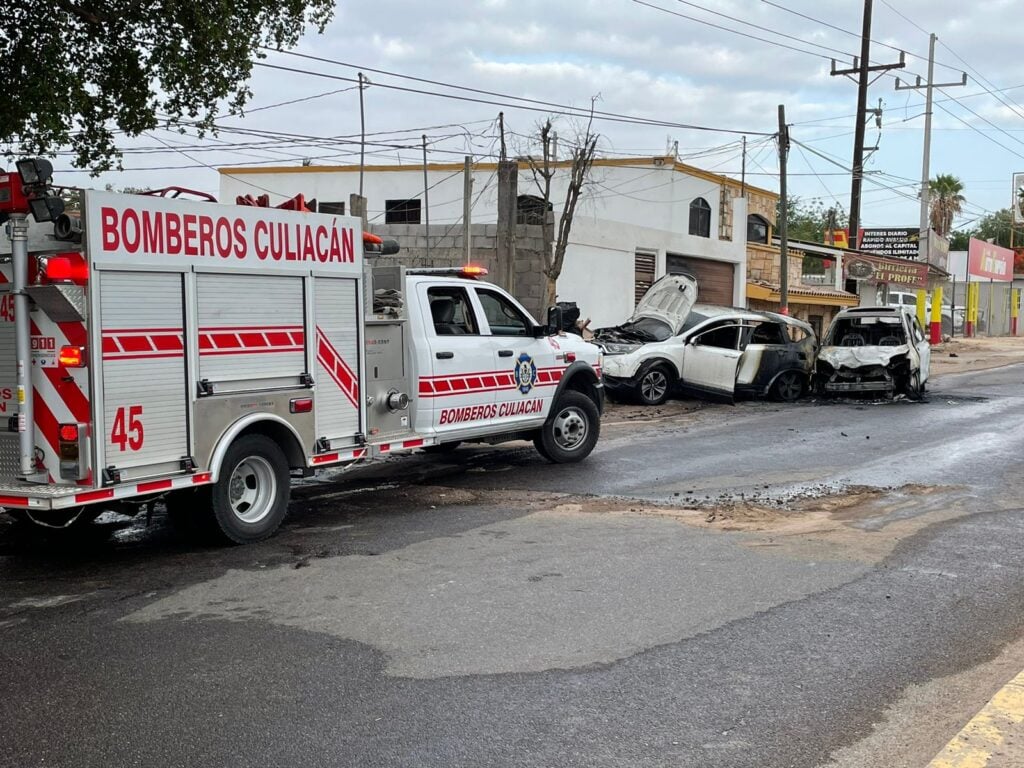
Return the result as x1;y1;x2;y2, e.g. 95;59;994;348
210;435;290;544
635;364;672;406
772;371;805;402
534;391;600;463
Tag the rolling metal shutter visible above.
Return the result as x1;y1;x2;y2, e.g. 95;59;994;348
634;252;656;307
666;255;735;306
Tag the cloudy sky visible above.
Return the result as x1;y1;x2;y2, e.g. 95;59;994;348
58;0;1024;232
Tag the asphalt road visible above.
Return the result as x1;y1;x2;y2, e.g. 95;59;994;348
2;364;1024;767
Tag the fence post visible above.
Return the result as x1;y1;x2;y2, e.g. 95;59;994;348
930;285;943;344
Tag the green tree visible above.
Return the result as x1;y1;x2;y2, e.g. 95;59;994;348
777;196;847;243
954;208;1017;249
928;173;966;236
1;1;334;172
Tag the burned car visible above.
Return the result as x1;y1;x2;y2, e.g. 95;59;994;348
815;306;930;398
595;275;816;404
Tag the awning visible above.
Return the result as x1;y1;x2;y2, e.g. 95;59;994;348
747;281;860;307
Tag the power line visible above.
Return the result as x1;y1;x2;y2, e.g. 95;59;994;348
265;50;771;137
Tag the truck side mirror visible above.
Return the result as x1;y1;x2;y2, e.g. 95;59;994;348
380;238;400;255
545;305;564;335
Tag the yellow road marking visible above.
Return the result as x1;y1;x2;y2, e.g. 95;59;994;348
928;670;1024;767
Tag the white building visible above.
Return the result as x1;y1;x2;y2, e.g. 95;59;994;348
219;158;775;327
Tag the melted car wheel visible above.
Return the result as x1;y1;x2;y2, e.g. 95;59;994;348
772;371;805;402
635;364;672;406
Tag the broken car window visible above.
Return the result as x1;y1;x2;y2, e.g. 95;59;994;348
826;318;906;347
749;322;786;345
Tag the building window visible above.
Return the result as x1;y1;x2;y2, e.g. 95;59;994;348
747;214;769;244
517;194;551;225
689;197;711;238
385;199;421;224
318;201;345;215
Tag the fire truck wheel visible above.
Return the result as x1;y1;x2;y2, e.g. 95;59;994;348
210;435;291;543
534;391;600;463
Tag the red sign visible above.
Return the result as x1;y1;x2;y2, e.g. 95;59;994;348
843;252;929;288
968;238;1013;281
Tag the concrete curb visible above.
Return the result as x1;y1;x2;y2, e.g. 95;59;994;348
927;669;1024;767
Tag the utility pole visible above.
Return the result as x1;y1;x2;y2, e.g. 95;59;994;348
778;105;790;315
498;111;507;162
740;135;747;199
895;34;967;262
831;0;905;250
358;72;367;198
422;134;430;260
463;156;473;265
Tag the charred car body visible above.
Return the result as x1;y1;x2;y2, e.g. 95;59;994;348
815;306;930;398
595;275;816;405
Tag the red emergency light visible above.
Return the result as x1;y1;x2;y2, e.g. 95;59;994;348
42;254;89;284
58;345;86;368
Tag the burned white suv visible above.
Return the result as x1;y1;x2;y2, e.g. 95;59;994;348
815;306;930;399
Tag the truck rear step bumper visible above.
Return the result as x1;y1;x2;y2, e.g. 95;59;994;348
0;472;213;511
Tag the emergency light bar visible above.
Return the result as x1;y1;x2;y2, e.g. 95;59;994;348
407;265;489;279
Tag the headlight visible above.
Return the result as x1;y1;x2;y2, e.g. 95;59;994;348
600;343;640;355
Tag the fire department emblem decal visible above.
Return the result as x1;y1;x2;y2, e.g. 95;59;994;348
515;353;537;394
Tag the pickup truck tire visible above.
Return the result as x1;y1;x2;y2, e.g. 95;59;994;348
209;434;291;544
634;364;672;406
534;391;600;463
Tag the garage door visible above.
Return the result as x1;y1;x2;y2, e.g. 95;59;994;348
666;255;735;306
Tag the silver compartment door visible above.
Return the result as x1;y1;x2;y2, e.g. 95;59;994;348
313;277;362;448
197;273;307;394
99;271;189;479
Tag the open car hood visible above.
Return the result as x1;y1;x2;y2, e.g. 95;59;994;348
630;274;698;335
818;345;910;368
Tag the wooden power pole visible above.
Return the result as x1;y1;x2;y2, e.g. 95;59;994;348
830;0;905;251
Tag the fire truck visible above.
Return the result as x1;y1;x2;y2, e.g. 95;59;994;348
0;160;604;542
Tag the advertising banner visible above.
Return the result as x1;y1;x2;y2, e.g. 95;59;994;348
843;252;929;288
967;237;1013;281
858;228;920;259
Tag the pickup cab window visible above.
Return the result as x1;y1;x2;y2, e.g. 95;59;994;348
427;287;479;336
476;288;531;336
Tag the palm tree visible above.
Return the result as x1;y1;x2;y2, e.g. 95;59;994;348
929;174;965;236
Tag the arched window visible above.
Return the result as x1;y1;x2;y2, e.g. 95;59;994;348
689;197;711;237
747;214;770;244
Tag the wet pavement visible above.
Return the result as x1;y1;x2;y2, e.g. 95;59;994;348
2;364;1024;767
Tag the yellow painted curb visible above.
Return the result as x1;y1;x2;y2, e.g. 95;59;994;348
927;669;1024;767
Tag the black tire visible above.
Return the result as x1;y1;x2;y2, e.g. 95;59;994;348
634;364;673;406
534;391;601;463
906;371;924;401
772;370;805;402
209;434;291;544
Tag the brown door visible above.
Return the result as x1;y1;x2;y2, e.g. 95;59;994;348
666;255;735;306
